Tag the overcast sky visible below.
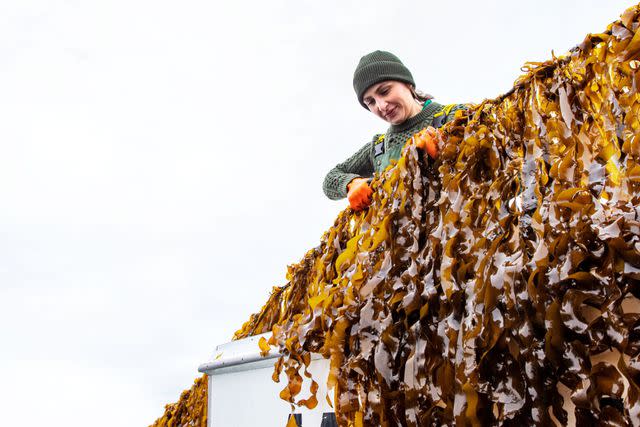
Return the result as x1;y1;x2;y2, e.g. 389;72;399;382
0;1;635;425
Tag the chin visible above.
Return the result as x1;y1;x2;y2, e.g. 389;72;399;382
385;110;406;125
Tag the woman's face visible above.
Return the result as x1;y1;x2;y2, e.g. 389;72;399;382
362;81;422;125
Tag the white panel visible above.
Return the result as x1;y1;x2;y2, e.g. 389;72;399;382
209;357;333;427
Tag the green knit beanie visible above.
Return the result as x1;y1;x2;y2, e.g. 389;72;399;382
353;50;415;109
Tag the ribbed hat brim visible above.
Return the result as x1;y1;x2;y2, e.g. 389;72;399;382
353;61;415;109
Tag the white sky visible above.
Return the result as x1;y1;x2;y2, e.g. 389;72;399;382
0;0;634;425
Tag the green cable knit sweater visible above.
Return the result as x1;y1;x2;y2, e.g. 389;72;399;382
322;101;466;200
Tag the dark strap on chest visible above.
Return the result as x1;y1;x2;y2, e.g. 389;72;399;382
372;134;385;157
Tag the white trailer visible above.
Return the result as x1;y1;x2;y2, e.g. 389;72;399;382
198;333;337;427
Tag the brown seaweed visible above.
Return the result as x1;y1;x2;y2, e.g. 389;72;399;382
150;374;207;427
152;3;640;426
233;4;640;426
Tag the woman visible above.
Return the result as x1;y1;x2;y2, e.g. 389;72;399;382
322;50;466;211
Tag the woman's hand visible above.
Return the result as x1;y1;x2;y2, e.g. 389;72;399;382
412;126;440;159
347;178;373;211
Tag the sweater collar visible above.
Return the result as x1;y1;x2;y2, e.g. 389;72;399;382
388;101;442;134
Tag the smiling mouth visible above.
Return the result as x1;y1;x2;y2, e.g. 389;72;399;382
385;107;397;120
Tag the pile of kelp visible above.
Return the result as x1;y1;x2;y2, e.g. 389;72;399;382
152;3;640;426
150;375;207;427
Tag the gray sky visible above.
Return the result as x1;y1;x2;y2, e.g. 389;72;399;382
0;0;634;425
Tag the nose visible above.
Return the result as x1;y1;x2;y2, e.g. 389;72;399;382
376;98;388;113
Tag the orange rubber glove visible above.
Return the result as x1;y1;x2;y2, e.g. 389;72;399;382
347;178;373;211
413;126;440;159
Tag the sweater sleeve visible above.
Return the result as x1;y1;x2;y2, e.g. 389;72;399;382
322;140;375;200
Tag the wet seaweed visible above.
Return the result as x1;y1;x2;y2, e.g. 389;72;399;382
234;4;640;426
152;4;640;426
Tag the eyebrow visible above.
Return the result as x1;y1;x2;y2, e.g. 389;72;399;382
376;84;390;94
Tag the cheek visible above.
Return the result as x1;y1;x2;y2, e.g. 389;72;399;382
401;98;414;113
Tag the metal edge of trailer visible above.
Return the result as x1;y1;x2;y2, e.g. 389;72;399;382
198;332;325;376
198;333;281;375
